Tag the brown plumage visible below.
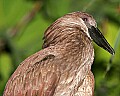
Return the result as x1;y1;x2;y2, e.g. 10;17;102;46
3;12;114;96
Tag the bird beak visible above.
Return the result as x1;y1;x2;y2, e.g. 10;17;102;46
88;26;115;55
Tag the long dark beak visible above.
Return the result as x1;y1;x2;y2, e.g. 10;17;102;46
88;26;115;55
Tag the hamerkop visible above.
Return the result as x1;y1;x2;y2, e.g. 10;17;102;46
3;12;115;96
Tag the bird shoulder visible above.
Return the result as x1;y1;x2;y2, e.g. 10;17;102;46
4;47;61;96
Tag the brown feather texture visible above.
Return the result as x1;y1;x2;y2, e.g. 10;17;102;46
3;12;114;96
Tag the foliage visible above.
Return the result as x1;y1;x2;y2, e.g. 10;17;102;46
0;0;120;96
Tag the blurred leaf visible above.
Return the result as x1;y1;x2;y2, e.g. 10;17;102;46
43;0;71;20
0;53;12;94
0;0;33;28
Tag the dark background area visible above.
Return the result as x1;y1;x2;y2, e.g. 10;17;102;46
0;0;120;96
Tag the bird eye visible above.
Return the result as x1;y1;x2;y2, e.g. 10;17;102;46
82;18;87;22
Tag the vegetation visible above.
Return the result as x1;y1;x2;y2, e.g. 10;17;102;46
0;0;120;96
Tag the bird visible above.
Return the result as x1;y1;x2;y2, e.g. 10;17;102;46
3;11;115;96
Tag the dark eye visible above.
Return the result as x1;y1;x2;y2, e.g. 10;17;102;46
82;18;87;21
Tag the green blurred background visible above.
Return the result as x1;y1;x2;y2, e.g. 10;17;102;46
0;0;120;96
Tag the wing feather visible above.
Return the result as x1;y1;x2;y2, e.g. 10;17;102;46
3;48;61;96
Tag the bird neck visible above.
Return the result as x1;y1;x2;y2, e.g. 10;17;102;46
64;34;94;63
53;30;94;72
43;25;94;69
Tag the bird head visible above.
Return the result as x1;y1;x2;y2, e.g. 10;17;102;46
43;12;115;55
76;12;115;55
